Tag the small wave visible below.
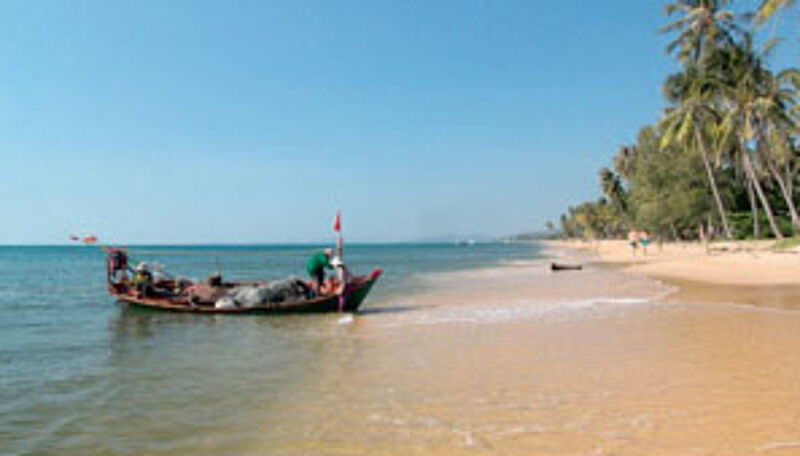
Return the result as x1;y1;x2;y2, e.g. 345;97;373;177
499;258;553;267
403;296;652;326
592;297;650;304
337;315;354;325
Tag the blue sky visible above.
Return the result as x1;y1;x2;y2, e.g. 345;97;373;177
1;0;797;244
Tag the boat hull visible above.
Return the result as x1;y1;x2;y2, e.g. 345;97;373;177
113;268;383;314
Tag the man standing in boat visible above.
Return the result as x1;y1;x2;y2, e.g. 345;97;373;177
306;248;334;293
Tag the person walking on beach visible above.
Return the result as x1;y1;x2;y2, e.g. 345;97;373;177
628;229;640;257
306;248;334;293
640;230;650;256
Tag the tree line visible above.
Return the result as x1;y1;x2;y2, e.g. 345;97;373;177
559;0;800;242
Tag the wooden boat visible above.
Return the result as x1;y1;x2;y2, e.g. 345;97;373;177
106;249;383;314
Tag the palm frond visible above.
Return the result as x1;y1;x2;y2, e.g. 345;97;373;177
760;37;783;60
756;0;796;24
677;109;695;144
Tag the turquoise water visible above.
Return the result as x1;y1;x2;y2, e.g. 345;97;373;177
0;242;541;455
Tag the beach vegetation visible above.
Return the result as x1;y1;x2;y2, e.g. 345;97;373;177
558;1;800;242
729;211;794;238
772;235;800;249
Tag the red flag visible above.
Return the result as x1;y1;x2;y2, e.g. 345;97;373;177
333;212;341;233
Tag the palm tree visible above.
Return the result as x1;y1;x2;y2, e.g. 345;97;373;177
714;35;798;237
661;0;744;64
600;167;628;217
660;64;735;238
613;145;638;180
659;0;750;239
754;67;800;230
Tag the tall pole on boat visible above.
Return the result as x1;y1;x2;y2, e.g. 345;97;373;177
334;211;342;259
333;211;344;312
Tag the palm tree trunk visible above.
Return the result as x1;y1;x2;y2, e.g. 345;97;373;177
747;178;759;238
696;130;733;239
763;153;800;230
756;132;800;231
742;142;784;239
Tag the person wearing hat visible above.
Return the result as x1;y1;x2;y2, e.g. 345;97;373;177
306;248;334;293
330;256;352;307
131;262;153;297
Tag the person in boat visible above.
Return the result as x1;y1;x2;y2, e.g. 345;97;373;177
319;256;351;296
207;272;223;287
186;273;226;305
331;256;351;295
306;248;334;293
331;256;353;311
172;277;189;297
131;262;154;297
108;249;131;284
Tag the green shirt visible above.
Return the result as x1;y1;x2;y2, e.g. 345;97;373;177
306;252;331;275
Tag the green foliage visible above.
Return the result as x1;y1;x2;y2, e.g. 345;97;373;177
628;133;712;238
599;167;628;216
728;211;794;239
661;0;740;64
773;235;800;250
556;2;800;241
560;198;626;240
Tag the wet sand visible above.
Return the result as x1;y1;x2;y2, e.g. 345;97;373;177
253;250;800;455
660;276;800;311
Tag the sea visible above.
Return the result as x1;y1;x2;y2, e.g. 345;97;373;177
5;242;800;455
0;242;544;455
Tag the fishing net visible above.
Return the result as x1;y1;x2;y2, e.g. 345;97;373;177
215;277;312;308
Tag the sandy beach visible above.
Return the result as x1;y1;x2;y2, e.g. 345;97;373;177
245;244;800;455
551;239;800;310
552;239;800;285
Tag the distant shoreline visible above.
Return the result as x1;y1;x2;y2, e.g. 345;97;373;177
546;239;800;310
